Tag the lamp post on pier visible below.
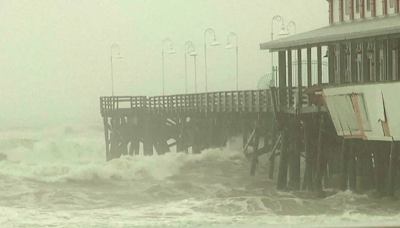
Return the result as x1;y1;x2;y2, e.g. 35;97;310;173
204;28;220;93
271;15;289;86
225;32;239;91
287;21;297;35
185;41;198;93
162;38;176;96
110;44;123;97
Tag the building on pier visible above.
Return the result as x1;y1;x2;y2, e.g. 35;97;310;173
260;0;400;197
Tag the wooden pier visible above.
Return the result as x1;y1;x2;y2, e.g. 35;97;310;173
99;5;400;200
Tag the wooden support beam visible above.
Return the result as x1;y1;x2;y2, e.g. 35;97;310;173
303;117;314;191
250;127;260;176
269;121;279;179
307;47;312;106
317;46;323;86
103;117;111;161
328;45;335;84
288;49;293;107
143;116;154;156
387;38;393;81
339;43;346;84
278;51;287;107
362;41;370;82
314;114;326;196
375;39;381;82
277;126;289;191
297;48;303;110
243;128;256;158
350;42;357;83
348;140;356;191
340;139;349;191
288;119;301;191
387;141;398;198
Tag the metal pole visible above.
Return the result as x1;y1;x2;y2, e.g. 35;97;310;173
162;51;165;95
185;53;188;94
194;55;197;94
204;43;207;93
236;45;239;91
111;56;114;97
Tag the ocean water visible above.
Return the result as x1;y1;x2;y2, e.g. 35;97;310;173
1;124;400;228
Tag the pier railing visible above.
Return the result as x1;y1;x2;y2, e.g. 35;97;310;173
100;88;316;117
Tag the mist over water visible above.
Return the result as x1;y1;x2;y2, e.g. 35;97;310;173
1;124;400;228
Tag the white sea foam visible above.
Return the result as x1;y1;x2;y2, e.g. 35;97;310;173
1;124;400;228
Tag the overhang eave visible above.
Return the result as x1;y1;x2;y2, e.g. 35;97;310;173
260;15;400;52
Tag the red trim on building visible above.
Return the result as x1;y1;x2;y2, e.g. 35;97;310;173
382;0;387;15
339;0;344;21
329;0;334;24
360;0;365;18
371;0;376;16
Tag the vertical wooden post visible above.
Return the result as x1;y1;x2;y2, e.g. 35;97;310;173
348;140;357;191
387;141;398;198
382;0;387;15
297;48;303;110
289;119;301;191
375;39;381;82
329;0;334;24
360;0;365;18
387;38;393;81
374;142;387;197
242;118;248;149
371;0;376;17
317;46;322;86
303;117;314;191
362;41;370;82
339;0;344;22
307;47;312;106
328;45;335;84
250;127;260;176
269;120;277;179
350;0;354;19
314;114;325;196
103;117;110;161
339;43;346;84
340;139;349;191
143;116;153;156
350;42;357;83
288;50;293;107
277;126;289;190
278;51;287;106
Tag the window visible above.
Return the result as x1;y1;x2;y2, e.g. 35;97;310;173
390;0;394;8
355;0;360;13
367;0;371;11
345;0;350;15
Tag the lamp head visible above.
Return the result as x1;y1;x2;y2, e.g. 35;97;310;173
189;51;198;56
211;38;220;46
168;46;176;54
225;41;233;49
278;27;289;36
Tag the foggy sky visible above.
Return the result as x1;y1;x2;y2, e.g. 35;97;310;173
0;0;327;128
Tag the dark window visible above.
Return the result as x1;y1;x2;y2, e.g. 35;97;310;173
355;0;360;13
366;0;371;11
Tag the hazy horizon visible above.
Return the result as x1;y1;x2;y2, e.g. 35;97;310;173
0;0;328;127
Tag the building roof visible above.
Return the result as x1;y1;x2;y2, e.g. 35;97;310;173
260;15;400;52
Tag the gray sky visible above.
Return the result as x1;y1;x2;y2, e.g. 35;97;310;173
0;0;328;127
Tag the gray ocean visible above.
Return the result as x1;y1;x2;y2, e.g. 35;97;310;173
1;124;400;228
